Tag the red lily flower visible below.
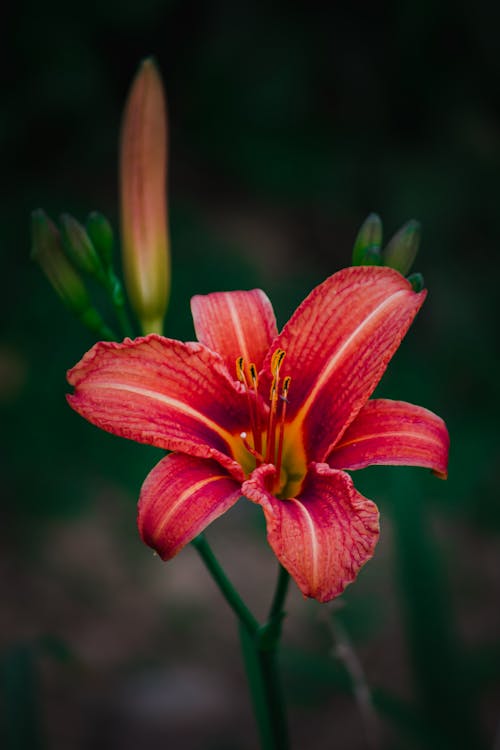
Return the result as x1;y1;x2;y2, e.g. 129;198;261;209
67;266;449;602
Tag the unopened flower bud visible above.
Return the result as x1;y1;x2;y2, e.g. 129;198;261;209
31;210;90;315
383;220;421;275
120;58;170;335
352;213;382;266
60;214;106;282
86;211;114;268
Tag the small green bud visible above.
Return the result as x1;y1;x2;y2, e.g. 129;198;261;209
60;214;106;281
382;219;421;275
352;213;383;266
86;211;114;268
407;272;425;292
360;246;382;266
31;210;90;314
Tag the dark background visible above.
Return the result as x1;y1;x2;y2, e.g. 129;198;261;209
1;1;499;748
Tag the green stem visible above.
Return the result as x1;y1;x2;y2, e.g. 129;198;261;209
239;624;289;750
112;298;134;338
192;538;290;749
105;272;134;338
191;534;259;635
268;565;290;622
78;308;118;341
257;646;288;750
239;563;290;750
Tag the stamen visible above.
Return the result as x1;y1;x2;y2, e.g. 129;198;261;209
275;376;291;490
236;357;261;464
236;349;291;483
240;432;265;463
266;378;278;463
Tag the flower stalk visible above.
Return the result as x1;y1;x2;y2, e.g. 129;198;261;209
192;534;289;750
85;211;134;338
191;534;259;635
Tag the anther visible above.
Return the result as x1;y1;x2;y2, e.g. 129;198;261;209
249;362;258;388
236;356;245;382
270;348;285;376
282;376;291;398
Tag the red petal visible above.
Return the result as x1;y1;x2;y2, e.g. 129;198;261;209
242;462;379;602
138;453;242;559
328;399;449;478
67;334;250;479
191;289;278;376
262;266;426;462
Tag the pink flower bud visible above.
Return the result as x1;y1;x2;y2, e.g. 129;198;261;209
120;58;170;335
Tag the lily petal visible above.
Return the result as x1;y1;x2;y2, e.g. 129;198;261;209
263;266;426;462
191;289;278;376
243;462;379;602
138;453;242;559
67;334;250;479
328;399;449;478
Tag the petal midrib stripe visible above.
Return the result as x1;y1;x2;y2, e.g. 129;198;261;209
90;381;237;445
288;498;319;592
294;289;409;424
334;430;445;451
152;473;228;542
227;295;250;363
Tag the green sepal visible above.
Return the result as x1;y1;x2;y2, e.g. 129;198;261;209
59;214;106;283
407;272;425;292
361;245;382;266
86;211;114;268
352;213;383;266
31;209;118;340
31;209;90;315
383;219;421;275
107;272;125;307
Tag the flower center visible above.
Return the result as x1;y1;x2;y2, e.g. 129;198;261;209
235;349;306;498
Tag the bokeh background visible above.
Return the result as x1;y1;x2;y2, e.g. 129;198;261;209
1;1;499;748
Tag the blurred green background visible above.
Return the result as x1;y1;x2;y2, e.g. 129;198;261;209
1;1;499;748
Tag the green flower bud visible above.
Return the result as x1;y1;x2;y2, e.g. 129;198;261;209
383;220;421;275
352;213;383;266
407;272;425;292
60;214;106;281
86;211;114;268
31;210;90;315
